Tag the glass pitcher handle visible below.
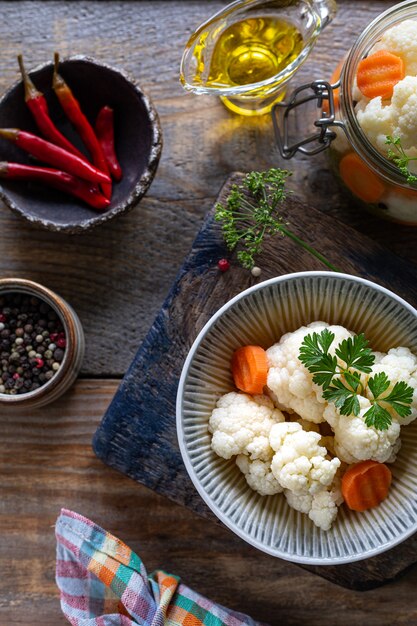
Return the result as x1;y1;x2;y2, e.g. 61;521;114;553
313;0;338;28
272;79;343;159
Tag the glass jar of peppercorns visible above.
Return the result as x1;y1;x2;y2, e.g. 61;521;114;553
0;278;84;409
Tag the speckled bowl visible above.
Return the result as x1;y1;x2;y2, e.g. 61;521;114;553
176;272;417;565
0;56;162;233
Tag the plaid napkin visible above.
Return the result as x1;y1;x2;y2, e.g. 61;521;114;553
56;509;265;626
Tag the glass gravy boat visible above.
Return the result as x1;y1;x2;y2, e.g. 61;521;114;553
180;0;337;116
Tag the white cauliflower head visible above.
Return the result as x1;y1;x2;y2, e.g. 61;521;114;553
236;454;283;496
372;19;417;76
209;392;285;460
267;322;353;423
324;395;401;464
269;422;341;495
391;77;417;155
355;96;395;154
284;477;343;532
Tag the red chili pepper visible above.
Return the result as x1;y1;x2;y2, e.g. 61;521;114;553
0;129;111;185
18;55;85;160
0;162;110;211
53;53;112;199
95;106;122;182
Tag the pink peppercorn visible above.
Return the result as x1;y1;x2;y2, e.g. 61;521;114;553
217;258;230;272
0;314;6;323
35;358;44;369
13;373;20;380
56;337;66;348
49;333;59;342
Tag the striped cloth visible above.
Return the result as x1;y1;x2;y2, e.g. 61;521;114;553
56;509;265;626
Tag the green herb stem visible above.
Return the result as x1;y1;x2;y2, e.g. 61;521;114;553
279;226;341;273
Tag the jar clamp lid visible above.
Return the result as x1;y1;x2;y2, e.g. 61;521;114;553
272;79;341;158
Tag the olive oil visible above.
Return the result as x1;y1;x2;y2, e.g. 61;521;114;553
207;16;303;88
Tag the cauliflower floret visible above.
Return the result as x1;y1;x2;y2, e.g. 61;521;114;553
371;347;417;425
355;76;417;170
284;477;343;531
269;422;341;495
267;322;353;423
391;77;417;157
308;490;340;532
355;96;395;153
236;454;283;496
372;20;417;76
324;395;401;464
284;490;313;515
209;392;285;460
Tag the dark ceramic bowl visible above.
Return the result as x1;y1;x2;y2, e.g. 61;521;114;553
0;56;162;233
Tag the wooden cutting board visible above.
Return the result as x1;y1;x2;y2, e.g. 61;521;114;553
93;173;417;590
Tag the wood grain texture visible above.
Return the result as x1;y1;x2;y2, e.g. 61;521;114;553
94;173;417;591
0;0;410;377
2;379;417;626
2;1;417;623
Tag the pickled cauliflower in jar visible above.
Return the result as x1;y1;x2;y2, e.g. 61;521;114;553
332;19;417;223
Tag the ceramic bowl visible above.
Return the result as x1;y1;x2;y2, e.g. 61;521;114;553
176;271;417;564
0;56;162;233
0;278;84;409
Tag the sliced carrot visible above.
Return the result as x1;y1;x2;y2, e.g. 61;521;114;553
231;345;268;395
339;152;386;203
357;49;404;100
342;460;392;512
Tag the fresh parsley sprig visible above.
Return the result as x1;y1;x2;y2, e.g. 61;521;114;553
385;135;417;185
299;329;414;431
215;169;340;272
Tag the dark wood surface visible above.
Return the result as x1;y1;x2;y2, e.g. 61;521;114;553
2;1;417;624
94;173;417;591
3;381;417;626
0;0;411;378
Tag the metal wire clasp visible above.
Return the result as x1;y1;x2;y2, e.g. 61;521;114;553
272;79;341;159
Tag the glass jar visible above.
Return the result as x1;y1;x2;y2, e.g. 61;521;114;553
274;0;417;224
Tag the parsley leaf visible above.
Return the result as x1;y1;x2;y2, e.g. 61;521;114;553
215;169;340;271
380;380;414;418
335;334;374;373
323;378;360;416
367;372;390;399
298;330;337;389
364;403;393;431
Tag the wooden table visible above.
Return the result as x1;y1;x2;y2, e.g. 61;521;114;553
1;2;417;624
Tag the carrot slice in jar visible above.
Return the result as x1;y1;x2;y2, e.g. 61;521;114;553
342;460;392;512
357;50;404;100
339;152;385;203
231;345;268;395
